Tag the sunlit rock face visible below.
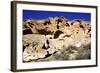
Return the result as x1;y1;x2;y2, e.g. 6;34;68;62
23;16;91;62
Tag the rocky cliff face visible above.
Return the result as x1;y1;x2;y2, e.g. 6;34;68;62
23;16;91;62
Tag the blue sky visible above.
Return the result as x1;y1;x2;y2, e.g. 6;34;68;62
23;10;91;21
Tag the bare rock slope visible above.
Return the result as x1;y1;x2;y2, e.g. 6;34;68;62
23;16;91;62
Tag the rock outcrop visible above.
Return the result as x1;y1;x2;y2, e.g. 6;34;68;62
23;16;91;62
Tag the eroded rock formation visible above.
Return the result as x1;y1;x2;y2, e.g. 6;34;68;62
23;16;91;62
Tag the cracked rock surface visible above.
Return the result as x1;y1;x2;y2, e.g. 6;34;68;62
23;16;91;62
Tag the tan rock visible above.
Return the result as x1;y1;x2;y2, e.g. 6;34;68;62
23;16;91;62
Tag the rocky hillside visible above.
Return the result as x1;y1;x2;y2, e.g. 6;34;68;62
23;16;91;62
